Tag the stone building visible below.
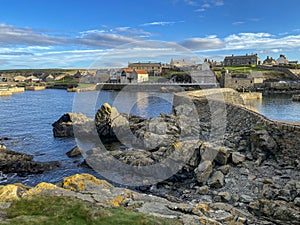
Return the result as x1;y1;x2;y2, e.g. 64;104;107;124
120;69;148;83
13;75;26;82
128;62;161;76
170;59;196;68
222;71;264;89
263;56;277;66
276;54;289;65
223;54;261;66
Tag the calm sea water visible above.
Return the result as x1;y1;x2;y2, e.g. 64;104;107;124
247;94;300;122
0;89;173;185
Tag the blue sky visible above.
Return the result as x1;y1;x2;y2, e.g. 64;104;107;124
0;0;300;69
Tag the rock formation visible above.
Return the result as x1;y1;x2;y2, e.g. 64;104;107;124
0;174;262;224
0;144;59;175
52;88;300;224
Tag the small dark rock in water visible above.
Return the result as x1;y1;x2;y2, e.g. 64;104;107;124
0;137;12;141
79;160;92;169
66;146;83;158
0;149;60;175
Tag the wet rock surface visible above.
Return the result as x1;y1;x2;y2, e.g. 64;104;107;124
51;89;300;225
0;145;60;176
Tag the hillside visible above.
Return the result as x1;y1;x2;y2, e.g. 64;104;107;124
213;65;298;82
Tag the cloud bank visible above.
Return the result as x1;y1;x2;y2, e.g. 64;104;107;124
1;23;300;69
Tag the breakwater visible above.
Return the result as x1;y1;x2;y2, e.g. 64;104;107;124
174;88;300;165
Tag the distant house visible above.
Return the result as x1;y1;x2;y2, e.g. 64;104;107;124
276;54;289;65
109;70;119;83
54;74;67;81
73;70;82;79
263;56;277;66
13;75;26;82
201;61;211;71
25;75;40;82
0;75;13;82
121;69;134;83
289;60;298;64
45;74;54;82
120;69;148;83
223;71;264;89
170;59;196;68
128;62;161;76
223;54;261;66
132;70;149;83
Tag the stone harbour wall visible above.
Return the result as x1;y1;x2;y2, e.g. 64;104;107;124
173;88;300;166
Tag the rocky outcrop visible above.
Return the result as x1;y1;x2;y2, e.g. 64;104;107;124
66;146;82;158
0;146;59;176
52;88;300;224
0;174;259;224
52;113;94;138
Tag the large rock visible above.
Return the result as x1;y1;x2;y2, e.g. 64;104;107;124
231;152;246;165
0;184;29;202
0;149;60;175
60;173;112;192
52;113;94;138
208;171;225;188
194;160;213;184
66;146;82;158
249;200;300;225
95;103;146;145
215;146;231;165
0;144;7;151
250;129;278;159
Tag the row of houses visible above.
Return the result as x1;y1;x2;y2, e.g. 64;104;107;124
223;54;298;66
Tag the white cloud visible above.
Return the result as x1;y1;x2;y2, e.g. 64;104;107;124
2;22;300;69
202;3;211;8
0;23;65;46
184;0;198;6
249;18;261;22
232;21;245;26
195;8;206;12
224;32;300;51
180;37;225;51
113;27;131;32
141;21;181;26
193;0;224;13
214;0;224;6
259;49;283;54
203;0;224;7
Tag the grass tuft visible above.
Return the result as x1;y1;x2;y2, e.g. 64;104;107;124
2;195;182;225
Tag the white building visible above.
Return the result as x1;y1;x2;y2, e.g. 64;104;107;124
276;54;289;65
120;69;148;83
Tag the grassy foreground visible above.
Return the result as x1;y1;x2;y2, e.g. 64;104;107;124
1;195;181;225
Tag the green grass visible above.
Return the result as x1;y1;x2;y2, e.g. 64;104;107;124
1;195;181;225
213;65;294;81
222;65;265;73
